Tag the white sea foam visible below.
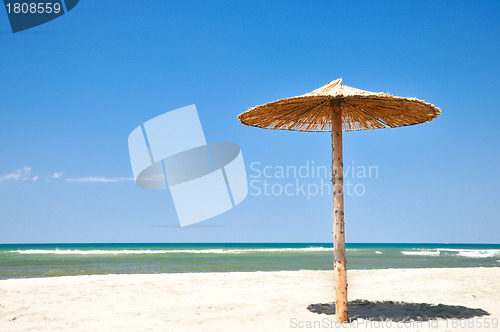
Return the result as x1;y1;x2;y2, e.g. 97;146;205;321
456;250;500;258
400;248;500;258
435;249;500;258
401;250;441;256
12;249;225;255
228;247;332;253
10;247;333;255
11;247;499;257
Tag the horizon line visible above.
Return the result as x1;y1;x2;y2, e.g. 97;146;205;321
1;242;499;245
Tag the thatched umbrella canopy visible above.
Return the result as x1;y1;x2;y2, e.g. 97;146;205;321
239;78;440;132
238;78;441;323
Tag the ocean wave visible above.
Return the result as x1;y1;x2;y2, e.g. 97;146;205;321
400;249;500;258
439;249;500;258
375;251;382;254
12;249;225;255
401;250;441;256
10;247;333;255
229;247;333;253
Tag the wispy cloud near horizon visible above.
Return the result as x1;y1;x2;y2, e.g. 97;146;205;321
49;171;63;178
64;177;134;183
0;167;132;184
0;166;35;182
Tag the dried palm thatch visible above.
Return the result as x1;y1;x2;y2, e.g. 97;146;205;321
238;78;441;132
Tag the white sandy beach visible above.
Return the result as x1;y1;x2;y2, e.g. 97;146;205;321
1;267;499;331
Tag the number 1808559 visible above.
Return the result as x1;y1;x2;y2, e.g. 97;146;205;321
5;2;62;14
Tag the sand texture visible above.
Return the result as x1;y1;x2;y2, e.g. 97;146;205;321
1;267;499;331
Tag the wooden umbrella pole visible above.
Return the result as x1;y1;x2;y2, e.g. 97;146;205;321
331;99;348;323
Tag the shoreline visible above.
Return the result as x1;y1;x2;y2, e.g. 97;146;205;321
1;265;500;281
1;267;499;331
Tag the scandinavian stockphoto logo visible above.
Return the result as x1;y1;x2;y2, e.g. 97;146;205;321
128;105;248;227
3;0;79;33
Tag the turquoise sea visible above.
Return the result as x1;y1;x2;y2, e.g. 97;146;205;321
1;243;499;280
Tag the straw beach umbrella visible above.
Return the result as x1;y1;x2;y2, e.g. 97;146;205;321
238;78;441;323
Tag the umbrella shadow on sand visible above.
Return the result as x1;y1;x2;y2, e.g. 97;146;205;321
307;300;489;322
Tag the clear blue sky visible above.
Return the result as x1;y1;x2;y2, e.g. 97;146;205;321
1;0;499;243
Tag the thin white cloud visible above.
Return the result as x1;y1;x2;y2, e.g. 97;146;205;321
64;177;134;183
49;171;63;179
0;167;133;184
0;166;32;182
